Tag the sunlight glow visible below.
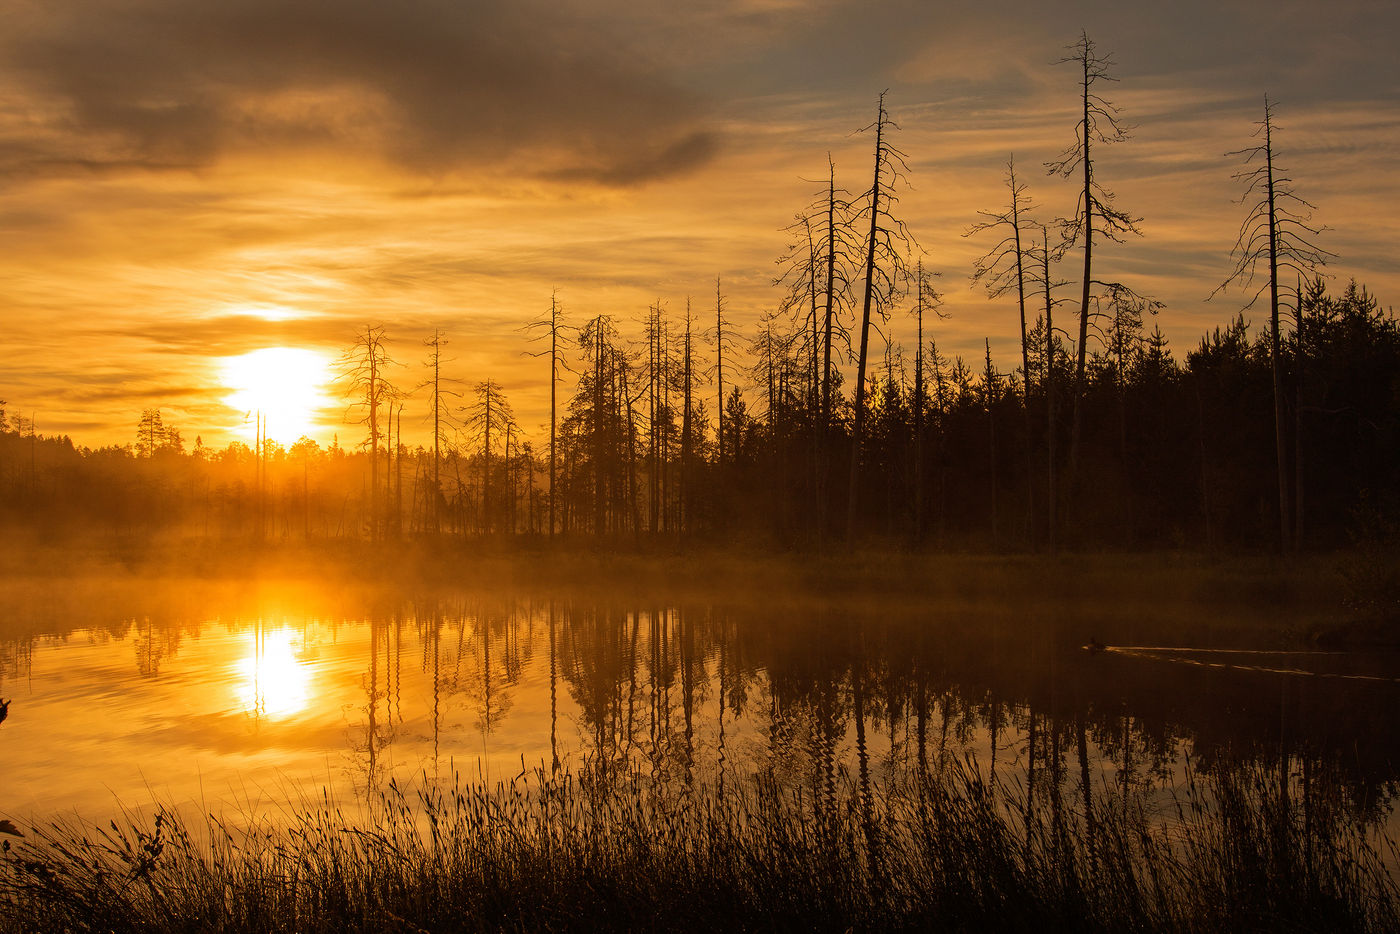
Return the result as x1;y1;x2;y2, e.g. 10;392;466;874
235;627;312;719
223;303;305;322
221;347;333;444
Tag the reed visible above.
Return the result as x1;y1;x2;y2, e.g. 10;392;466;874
2;756;1395;932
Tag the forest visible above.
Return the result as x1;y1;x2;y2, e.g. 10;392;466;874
3;274;1395;555
3;39;1397;557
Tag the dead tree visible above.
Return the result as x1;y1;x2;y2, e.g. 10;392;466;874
1046;32;1143;481
776;157;858;529
1210;97;1331;552
968;156;1037;407
846;92;916;540
342;325;395;541
525;290;572;540
911;261;944;543
1032;223;1071;552
421;330;461;537
712;277;736;471
968;156;1037;543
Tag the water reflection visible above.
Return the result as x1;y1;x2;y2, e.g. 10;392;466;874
235;626;312;719
2;592;1398;836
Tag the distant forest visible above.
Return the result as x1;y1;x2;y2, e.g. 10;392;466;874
4;38;1399;554
2;276;1395;553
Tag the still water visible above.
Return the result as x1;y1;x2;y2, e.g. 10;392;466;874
3;582;1399;826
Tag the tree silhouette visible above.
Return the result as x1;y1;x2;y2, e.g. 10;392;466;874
420;329;461;537
847;92;917;540
711;277;737;473
968;156;1037;408
910;260;943;542
525;290;571;539
1032;222;1072;550
1046;32;1143;481
341;325;396;541
464;380;516;535
135;408;181;458
968;157;1038;544
776;155;858;519
1210;97;1332;551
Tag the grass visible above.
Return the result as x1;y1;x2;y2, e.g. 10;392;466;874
2;756;1396;933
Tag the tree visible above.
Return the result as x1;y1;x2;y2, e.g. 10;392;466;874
421;329;461;536
574;315;628;537
1031;222;1072;551
1210;97;1331;551
525;290;571;539
464;380;516;535
776;155;858;521
1046;32;1143;479
1100;284;1162;467
968;156;1036;543
712;277;736;471
847;92;917;539
910;260;943;542
981;339;1002;545
135;409;169;458
342;325;395;540
679;298;701;535
968;156;1036;408
645;300;671;535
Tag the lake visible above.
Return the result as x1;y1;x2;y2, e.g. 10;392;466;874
5;570;1399;830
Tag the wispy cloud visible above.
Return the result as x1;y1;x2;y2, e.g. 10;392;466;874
1;0;1396;445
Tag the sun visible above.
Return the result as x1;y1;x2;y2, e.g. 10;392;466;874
222;347;333;445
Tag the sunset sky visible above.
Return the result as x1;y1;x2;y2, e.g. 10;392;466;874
3;0;1397;449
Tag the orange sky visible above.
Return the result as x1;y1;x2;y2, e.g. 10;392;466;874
2;0;1397;448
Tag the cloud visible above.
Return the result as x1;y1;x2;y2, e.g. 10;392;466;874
0;0;718;184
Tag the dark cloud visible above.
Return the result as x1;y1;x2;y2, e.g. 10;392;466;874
1;0;718;183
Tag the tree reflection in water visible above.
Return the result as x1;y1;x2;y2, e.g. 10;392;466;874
4;595;1399;837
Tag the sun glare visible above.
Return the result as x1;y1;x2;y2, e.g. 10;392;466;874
235;627;312;719
222;346;333;445
223;303;304;322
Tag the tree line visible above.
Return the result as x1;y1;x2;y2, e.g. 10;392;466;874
2;33;1396;553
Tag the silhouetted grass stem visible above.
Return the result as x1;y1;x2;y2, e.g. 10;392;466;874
1;758;1395;932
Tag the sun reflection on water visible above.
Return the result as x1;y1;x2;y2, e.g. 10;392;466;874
235;627;312;719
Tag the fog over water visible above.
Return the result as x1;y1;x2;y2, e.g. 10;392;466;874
4;576;1398;833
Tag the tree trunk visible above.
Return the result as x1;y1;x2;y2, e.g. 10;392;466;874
1265;114;1292;552
846;100;886;540
1071;52;1093;487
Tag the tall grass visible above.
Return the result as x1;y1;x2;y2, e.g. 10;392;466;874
2;757;1396;932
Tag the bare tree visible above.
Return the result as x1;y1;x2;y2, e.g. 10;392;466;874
968;156;1037;406
1046;32;1143;478
342;325;395;541
421;330;461;537
1031;223;1071;552
525;290;572;540
777;156;858;428
680;298;698;535
968;156;1037;544
712;277;736;471
847;91;917;540
911;260;943;543
776;157;858;540
1210;96;1331;551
